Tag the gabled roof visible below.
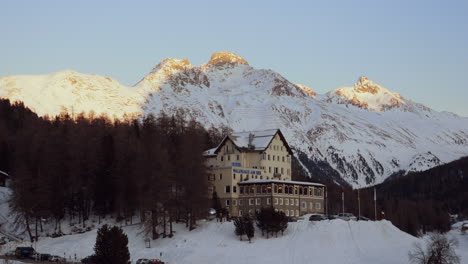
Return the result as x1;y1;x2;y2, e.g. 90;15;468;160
203;129;293;156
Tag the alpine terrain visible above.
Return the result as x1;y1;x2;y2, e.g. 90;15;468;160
1;51;468;187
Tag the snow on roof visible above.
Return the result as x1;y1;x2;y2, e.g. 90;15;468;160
0;170;9;177
238;179;325;187
229;129;279;152
203;148;217;156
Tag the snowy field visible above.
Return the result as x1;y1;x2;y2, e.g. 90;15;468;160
1;219;465;264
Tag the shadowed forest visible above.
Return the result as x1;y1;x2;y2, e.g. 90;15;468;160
0;99;228;241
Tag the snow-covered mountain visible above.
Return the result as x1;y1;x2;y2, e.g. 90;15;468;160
1;51;468;187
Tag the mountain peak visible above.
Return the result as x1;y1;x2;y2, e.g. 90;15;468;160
207;51;249;66
151;58;193;74
354;76;381;95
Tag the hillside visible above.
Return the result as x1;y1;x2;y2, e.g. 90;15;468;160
2;52;468;187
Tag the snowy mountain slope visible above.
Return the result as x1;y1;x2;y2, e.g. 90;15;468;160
0;70;142;119
1;51;468;187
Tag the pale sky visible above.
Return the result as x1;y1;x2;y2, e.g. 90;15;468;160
2;0;468;116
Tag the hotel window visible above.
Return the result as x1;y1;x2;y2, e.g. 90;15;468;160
316;203;321;210
226;200;230;206
286;210;289;216
281;168;284;174
237;155;239;160
274;198;278;205
233;199;237;206
295;187;298;195
304;188;308;195
299;187;303;195
256;198;260;205
267;198;271;205
296;210;299;216
249;199;254;205
220;174;223;180
285;199;289;205
302;202;307;209
280;198;283;205
273;156;275;161
278;185;283;194
281;146;283;151
257;185;261;193
233;186;237;193
290;198;294;205
267;185;272;193
239;210;242;216
282;156;285;162
274;167;278;173
269;167;271;173
221;156;224;161
268;154;270;160
239;199;243;205
225;185;230;193
228;155;230;161
233;174;236;180
240;186;244;194
296;199;299;206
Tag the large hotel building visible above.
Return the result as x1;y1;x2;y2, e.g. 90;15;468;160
204;129;325;217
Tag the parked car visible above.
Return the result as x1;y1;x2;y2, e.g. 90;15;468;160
461;223;468;233
32;253;51;261
50;255;67;262
14;247;35;259
136;259;150;264
148;259;165;264
337;213;357;221
287;216;299;222
357;216;371;221
327;214;338;220
309;214;327;221
82;255;97;263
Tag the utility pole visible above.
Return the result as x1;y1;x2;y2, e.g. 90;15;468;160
358;189;361;219
341;191;345;214
374;187;377;221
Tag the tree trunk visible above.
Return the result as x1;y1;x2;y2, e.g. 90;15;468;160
25;215;33;243
35;218;38;241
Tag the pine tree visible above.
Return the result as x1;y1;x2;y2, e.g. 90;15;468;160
244;216;254;243
233;217;245;240
94;224;130;264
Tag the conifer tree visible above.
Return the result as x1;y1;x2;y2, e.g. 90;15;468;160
94;224;130;264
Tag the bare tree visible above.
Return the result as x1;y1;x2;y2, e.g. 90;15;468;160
409;233;460;264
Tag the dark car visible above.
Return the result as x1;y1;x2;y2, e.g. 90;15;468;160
15;247;35;259
357;216;371;221
32;253;51;261
287;216;299;222
309;214;327;221
82;255;97;264
327;215;338;220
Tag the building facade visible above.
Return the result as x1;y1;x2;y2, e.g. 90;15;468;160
204;129;325;217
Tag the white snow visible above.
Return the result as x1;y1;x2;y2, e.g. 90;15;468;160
1;53;468;187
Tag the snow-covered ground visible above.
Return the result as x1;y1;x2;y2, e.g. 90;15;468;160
0;187;466;264
1;219;466;264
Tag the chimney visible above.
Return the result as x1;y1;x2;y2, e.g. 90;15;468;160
248;133;255;150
